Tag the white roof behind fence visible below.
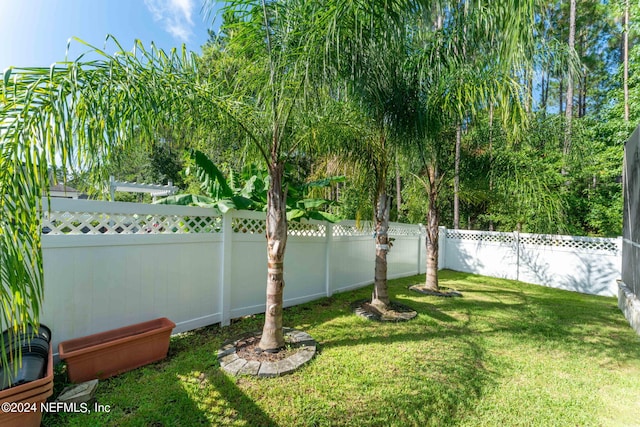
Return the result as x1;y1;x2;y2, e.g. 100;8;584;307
109;175;178;200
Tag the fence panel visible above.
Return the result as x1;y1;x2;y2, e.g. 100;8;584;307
41;197;624;356
330;222;375;294
42;236;224;357
441;228;621;297
387;223;422;280
516;233;621;296
443;230;519;280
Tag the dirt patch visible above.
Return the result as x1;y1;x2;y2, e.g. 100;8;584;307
409;285;463;297
351;299;417;322
234;335;298;363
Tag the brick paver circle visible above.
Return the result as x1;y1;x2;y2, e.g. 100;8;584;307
217;328;317;377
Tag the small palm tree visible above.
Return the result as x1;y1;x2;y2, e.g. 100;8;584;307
1;38;203;376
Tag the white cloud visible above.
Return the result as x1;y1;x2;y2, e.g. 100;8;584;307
144;0;195;42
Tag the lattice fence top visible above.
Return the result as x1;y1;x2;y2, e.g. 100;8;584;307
446;230;515;243
232;217;327;237
446;229;619;253
388;224;423;237
332;223;374;237
331;222;420;237
289;222;326;237
519;234;620;252
42;205;418;239
42;210;222;235
232;217;266;234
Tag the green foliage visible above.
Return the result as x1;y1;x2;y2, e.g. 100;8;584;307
156;150;343;221
1;37;204;377
412;109;624;237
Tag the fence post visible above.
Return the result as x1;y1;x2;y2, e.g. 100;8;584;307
220;211;233;326
514;230;520;282
325;222;334;297
417;224;423;275
438;226;447;270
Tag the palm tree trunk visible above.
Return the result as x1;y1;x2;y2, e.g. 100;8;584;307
564;0;576;160
454;124;461;229
624;0;630;122
259;161;287;351
372;192;391;309
424;165;439;291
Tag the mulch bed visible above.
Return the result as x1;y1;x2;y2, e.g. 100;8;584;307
218;328;317;377
235;335;298;363
409;285;463;297
351;299;417;322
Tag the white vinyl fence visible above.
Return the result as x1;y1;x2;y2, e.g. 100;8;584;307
40;198;621;355
442;228;621;297
40;198;425;355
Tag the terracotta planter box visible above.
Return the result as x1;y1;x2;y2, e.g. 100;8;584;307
0;342;54;427
59;317;175;383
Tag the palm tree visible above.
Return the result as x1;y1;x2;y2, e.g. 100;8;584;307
409;0;536;292
321;0;426;311
201;0;337;350
1;38;203;374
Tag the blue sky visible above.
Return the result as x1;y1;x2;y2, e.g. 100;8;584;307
0;0;222;71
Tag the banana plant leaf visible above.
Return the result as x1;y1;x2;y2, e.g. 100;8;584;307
158;150;340;222
303;176;346;189
186;149;233;199
155;193;255;213
298;198;333;209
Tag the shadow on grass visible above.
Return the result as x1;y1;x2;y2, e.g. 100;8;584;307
403;271;640;364
44;326;278;427
315;309;494;425
45;269;640;426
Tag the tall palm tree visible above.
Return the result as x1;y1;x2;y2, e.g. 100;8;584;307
202;0;337;350
410;0;536;292
321;0;426;311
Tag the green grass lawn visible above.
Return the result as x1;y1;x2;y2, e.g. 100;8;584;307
44;270;640;426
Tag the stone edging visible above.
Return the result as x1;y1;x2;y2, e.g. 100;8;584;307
351;299;417;322
409;285;463;297
217;328;317;377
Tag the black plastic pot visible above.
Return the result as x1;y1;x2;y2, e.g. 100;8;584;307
0;324;51;390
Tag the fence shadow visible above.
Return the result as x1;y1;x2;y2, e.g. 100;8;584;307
445;241;486;275
517;245;554;286
559;253;617;296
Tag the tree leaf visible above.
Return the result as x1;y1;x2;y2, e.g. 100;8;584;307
287;209;306;222
190;149;234;198
308;210;341;223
